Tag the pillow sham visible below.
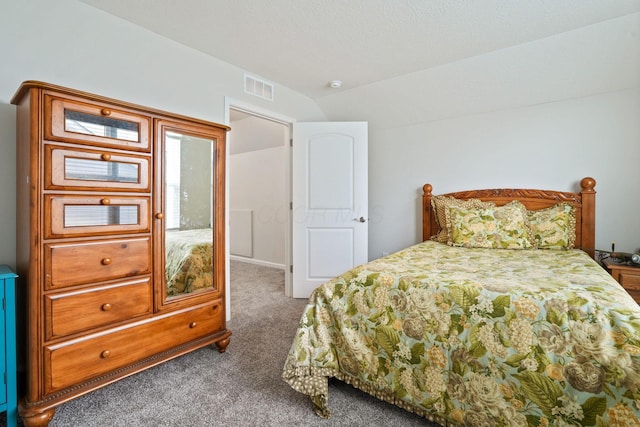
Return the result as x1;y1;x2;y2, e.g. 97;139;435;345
527;202;576;249
445;200;534;249
431;196;496;243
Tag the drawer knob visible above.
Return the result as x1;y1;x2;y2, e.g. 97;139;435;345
101;153;112;161
101;258;112;266
101;108;112;116
101;303;112;311
189;322;197;329
101;198;111;205
101;350;111;359
155;213;164;219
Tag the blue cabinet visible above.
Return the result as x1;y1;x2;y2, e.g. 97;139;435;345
0;265;17;427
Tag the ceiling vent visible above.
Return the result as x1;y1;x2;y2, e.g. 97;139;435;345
244;74;274;101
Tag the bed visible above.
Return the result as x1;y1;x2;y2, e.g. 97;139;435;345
282;177;640;426
165;228;213;296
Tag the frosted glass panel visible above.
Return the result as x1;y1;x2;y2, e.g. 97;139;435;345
64;205;139;227
65;110;139;142
308;134;353;209
65;157;139;183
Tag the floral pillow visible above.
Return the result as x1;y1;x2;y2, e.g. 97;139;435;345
445;200;534;249
431;196;496;243
528;202;576;249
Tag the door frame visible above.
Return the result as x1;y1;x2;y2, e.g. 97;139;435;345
224;97;296;317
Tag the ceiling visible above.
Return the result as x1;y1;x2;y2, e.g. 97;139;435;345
77;0;640;101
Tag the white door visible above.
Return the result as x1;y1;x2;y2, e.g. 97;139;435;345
292;122;368;298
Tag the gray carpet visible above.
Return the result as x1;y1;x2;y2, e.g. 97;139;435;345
10;261;432;426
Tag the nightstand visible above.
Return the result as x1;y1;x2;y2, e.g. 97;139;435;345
0;265;17;427
603;258;640;304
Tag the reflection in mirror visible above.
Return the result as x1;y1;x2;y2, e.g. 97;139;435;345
164;130;215;299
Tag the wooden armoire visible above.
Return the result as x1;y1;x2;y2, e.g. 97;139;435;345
12;81;231;426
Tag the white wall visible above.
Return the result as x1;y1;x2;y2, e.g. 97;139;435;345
368;89;640;258
0;102;16;267
229;115;287;267
0;0;326;268
230;147;287;266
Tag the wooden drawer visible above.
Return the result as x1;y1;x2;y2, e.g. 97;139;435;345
44;301;225;393
45;237;151;289
44;94;151;152
45;145;151;192
619;272;640;303
45;277;152;339
45;195;150;238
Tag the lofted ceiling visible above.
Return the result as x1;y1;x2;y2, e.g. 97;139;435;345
77;0;640;101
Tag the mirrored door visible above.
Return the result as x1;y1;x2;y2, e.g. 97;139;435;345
155;120;226;309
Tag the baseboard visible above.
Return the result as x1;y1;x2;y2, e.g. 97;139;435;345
229;255;285;270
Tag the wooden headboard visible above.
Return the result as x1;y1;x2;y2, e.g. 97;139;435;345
422;177;596;258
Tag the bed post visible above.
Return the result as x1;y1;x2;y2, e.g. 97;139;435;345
422;184;433;242
580;177;596;259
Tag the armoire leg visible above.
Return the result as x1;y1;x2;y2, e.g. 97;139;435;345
18;406;56;427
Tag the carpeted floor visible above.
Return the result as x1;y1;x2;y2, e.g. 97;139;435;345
7;261;432;426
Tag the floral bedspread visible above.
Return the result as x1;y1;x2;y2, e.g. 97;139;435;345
282;241;640;426
165;228;213;296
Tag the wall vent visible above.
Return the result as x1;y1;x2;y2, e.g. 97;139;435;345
244;74;274;101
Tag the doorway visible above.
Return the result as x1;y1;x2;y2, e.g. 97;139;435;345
224;99;294;314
